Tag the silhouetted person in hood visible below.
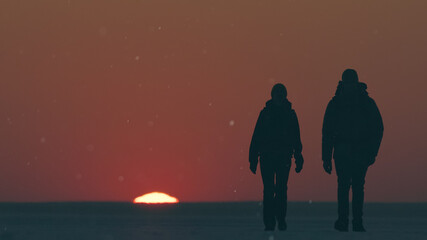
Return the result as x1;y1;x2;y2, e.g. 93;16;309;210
249;83;304;231
322;69;384;232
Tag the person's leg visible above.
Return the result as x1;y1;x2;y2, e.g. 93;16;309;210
335;159;351;231
351;162;368;231
274;159;291;230
260;156;276;230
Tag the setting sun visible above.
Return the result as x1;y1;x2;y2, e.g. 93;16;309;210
133;192;179;204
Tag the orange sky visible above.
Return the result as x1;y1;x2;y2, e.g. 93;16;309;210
0;0;426;202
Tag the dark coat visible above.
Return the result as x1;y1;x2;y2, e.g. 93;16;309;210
322;81;384;163
249;99;302;164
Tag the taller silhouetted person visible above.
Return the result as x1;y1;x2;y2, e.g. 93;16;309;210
249;83;304;231
322;69;383;232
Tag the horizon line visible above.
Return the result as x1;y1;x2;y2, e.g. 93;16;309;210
1;200;427;204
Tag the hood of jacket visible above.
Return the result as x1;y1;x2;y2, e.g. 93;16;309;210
333;81;369;105
264;98;293;111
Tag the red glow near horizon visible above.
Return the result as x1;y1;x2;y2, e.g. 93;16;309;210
133;192;179;204
0;1;426;203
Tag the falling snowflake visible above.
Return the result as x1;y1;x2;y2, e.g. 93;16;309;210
135;56;140;61
98;26;107;36
86;144;95;152
229;120;235;126
75;174;82;180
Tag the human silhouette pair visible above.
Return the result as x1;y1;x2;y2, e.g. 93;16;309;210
249;69;384;232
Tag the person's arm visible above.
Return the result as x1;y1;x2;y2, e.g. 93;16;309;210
367;98;384;161
291;110;304;173
249;111;264;173
322;100;335;173
291;110;303;156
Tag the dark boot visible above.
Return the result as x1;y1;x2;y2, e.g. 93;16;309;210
263;203;275;231
264;226;275;231
277;221;287;231
334;218;349;232
352;219;366;232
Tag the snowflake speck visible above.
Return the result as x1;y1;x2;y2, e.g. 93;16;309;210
98;26;107;36
86;144;95;152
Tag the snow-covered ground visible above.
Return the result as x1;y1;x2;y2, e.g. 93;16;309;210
0;202;426;240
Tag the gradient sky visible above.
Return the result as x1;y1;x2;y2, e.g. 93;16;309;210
0;0;426;202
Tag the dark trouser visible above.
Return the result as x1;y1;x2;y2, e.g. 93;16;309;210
334;158;368;222
260;153;291;228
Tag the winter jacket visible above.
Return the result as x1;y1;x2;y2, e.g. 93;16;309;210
322;81;384;163
249;99;302;164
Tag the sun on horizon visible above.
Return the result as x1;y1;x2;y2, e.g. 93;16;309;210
133;192;179;204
